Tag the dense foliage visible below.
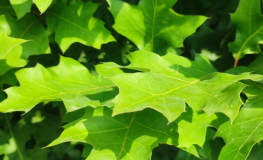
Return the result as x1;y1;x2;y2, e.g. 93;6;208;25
1;0;263;159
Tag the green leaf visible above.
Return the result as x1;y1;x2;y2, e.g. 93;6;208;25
33;0;53;13
0;0;15;15
0;69;18;86
9;0;53;18
229;0;263;66
216;77;263;160
0;56;116;113
247;141;263;160
98;51;262;122
48;107;199;160
0;14;51;59
0;32;28;75
9;0;32;19
106;0;206;53
46;1;115;52
216;106;263;160
175;107;218;149
0;113;50;160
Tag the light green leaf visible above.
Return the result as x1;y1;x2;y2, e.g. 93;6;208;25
0;56;116;113
0;32;28;75
9;0;32;19
106;0;206;53
229;0;263;66
98;51;262;122
175;107;218;149
216;107;263;160
33;0;53;13
46;1;115;52
9;0;53;18
48;107;199;160
0;14;50;59
216;76;263;160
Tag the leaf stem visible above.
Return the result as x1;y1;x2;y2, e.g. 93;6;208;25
234;55;240;67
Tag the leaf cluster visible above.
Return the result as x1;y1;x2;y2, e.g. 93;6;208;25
1;0;263;159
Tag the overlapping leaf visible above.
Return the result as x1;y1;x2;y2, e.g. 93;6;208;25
9;0;53;18
97;51;262;123
48;107;200;160
106;0;206;53
216;106;263;160
229;0;263;66
0;14;51;59
0;56;116;113
175;107;224;149
46;0;115;52
0;113;50;160
0;33;27;75
216;53;263;160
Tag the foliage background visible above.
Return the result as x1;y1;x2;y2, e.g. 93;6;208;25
1;0;263;159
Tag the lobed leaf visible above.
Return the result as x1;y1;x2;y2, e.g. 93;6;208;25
175;107;218;149
216;106;263;160
98;51;262;123
0;33;27;75
0;14;51;59
46;0;115;52
9;0;53;18
0;56;116;113
229;0;263;66
48;107;199;160
107;0;206;53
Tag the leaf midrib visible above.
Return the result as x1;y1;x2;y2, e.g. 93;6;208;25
1;85;115;109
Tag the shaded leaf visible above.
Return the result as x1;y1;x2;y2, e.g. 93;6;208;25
0;0;15;15
0;113;50;160
106;0;206;53
46;1;115;52
48;107;199;160
229;0;263;66
0;14;51;59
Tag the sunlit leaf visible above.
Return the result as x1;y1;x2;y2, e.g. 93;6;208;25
0;56;116;113
0;33;27;75
98;51;262;122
